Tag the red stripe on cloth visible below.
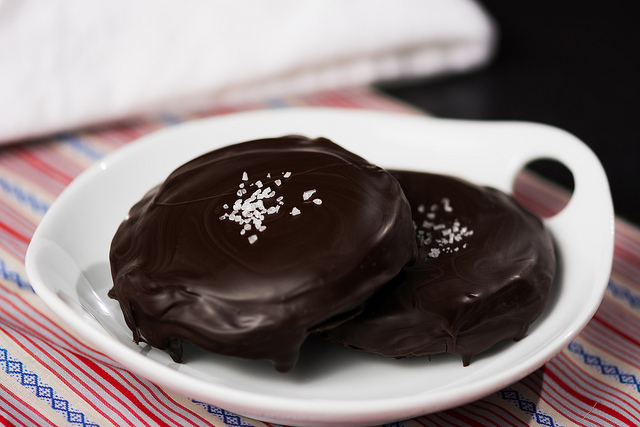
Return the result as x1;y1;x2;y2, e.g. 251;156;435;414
0;408;28;427
0;295;158;426
90;120;160;147
16;144;81;184
546;356;640;426
611;258;640;289
0;382;57;427
456;404;519;427
75;353;174;427
0;322;126;426
0;220;29;245
581;320;640;370
106;367;211;427
592;311;640;350
13;147;76;186
34;143;90;172
0;292;212;427
0;157;67;197
616;221;640;253
615;239;640;267
410;417;431;427
436;409;486;427
510;190;559;219
418;399;525;427
558;352;640;423
522;369;608;427
543;361;620;427
0;290;116;367
0;202;37;237
2;298;206;425
468;401;525;427
421;413;455;427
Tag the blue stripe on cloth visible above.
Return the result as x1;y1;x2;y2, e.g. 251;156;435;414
59;133;106;162
0;176;50;214
191;400;257;427
157;113;184;126
0;345;99;427
608;280;640;309
0;258;33;292
499;387;562;427
568;341;640;393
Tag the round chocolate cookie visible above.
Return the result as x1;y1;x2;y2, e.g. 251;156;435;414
320;171;556;366
108;135;416;372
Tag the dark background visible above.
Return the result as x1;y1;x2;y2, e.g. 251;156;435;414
378;0;640;223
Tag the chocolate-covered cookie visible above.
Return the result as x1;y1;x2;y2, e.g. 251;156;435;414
321;171;556;365
108;136;416;372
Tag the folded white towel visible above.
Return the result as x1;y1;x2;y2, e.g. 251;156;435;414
0;0;495;143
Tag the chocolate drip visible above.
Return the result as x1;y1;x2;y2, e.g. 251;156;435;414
321;171;556;365
108;136;417;372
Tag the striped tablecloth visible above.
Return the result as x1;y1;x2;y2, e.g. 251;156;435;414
1;87;639;427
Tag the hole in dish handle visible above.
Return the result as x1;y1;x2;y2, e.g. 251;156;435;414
509;130;613;231
513;158;574;219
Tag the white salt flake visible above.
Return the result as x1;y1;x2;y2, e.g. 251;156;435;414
220;169;323;239
417;204;425;213
442;198;453;212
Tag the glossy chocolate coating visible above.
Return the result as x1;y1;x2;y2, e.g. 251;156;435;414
321;171;556;365
108;136;417;372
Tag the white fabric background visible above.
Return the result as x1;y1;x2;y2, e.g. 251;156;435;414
0;0;496;143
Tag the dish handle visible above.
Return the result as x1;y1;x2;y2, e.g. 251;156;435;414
505;123;615;284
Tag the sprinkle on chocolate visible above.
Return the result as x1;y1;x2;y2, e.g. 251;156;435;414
219;171;295;243
413;195;474;258
303;189;316;201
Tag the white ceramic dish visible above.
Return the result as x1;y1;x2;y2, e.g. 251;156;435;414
25;108;614;426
